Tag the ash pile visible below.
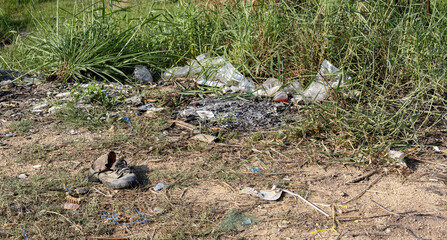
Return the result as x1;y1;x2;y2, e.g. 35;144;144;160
179;96;295;131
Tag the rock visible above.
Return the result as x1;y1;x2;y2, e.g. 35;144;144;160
133;65;153;82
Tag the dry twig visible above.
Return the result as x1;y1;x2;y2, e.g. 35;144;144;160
344;175;383;204
345;170;378;184
371;199;400;216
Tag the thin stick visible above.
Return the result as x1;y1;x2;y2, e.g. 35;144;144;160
276;187;330;217
344;175;383;204
371;199;400;216
169;120;196;131
151;227;157;240
345;170;378;184
45;210;82;231
92;187;113;198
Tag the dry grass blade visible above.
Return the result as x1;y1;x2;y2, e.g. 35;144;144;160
45;211;82;232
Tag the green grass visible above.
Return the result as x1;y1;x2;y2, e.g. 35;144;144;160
8;119;34;134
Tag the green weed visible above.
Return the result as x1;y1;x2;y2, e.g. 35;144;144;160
8;119;34;134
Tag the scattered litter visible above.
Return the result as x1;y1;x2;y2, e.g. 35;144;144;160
120;118;132;128
124;95;142;105
241;218;252;225
293;60;348;104
250;167;259;172
388;150;405;160
101;209;150;226
138;104;164;114
272;185;330;217
63;203;81;211
433;146;441;152
72;207;82;216
19;226;27;240
241;187;282;201
6;132;13;137
138;104;155;111
388;150;407;167
220;210;261;232
154;182;165;191
133;65;153;82
192;134;216;143
164;53;256;93
18;174;27;179
65;192;81;204
253;78;282;97
32;165;41;168
253;78;290;102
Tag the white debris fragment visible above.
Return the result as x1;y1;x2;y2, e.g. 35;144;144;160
197;110;215;119
241;187;283;201
388;150;405;160
48;106;62;114
18;174;28;179
55;92;71;98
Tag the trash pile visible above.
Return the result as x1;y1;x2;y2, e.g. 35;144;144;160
179;95;295;131
163;54;350;104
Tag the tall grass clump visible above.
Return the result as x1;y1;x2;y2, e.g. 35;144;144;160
14;0;165;82
139;0;447;155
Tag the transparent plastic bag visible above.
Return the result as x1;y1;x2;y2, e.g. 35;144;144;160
294;60;347;104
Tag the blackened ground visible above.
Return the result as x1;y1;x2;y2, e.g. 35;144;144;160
179;95;298;131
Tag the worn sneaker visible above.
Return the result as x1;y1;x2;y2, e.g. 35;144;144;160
89;151;138;189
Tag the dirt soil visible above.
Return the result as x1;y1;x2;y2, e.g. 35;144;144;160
1;79;447;239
